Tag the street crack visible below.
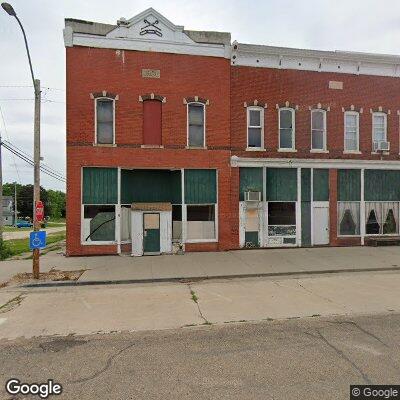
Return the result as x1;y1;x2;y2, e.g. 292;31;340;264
187;284;211;325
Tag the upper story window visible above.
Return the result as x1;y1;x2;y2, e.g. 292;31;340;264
95;98;115;144
279;108;295;150
344;111;359;152
188;103;205;147
372;112;387;143
143;100;162;146
247;107;264;149
311;109;326;151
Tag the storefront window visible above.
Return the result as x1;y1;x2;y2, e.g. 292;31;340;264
83;205;115;242
172;205;182;241
186;205;215;240
365;202;399;235
338;202;360;236
267;202;296;237
120;205;131;242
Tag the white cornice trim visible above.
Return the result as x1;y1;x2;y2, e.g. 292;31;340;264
71;33;230;59
232;43;400;78
230;156;400;170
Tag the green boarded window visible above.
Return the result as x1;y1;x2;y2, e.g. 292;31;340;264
83;167;117;204
266;168;297;201
338;169;360;201
185;169;216;204
365;170;400;201
313;169;329;201
239;168;263;201
121;170;181;204
301;169;311;202
301;201;311;246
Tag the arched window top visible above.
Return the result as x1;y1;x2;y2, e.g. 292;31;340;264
183;96;209;106
139;93;166;103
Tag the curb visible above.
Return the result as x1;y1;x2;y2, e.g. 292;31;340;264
21;266;400;288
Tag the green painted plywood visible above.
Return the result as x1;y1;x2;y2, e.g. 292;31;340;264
185;169;216;204
83;167;118;204
301;169;311;202
301;201;311;246
121;169;181;204
266;168;297;201
313;169;329;201
239;168;263;201
365;170;400;201
338;169;361;201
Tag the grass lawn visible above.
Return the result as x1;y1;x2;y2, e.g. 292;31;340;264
5;232;66;259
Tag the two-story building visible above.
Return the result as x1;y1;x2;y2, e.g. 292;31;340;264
64;8;400;256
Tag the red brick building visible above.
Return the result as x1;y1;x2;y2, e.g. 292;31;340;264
64;8;400;256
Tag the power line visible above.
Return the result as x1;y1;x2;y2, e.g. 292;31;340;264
2;141;66;183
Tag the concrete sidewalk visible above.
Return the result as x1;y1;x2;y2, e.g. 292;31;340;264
1;246;400;286
1;270;400;339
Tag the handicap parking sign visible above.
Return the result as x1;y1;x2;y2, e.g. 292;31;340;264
29;231;47;250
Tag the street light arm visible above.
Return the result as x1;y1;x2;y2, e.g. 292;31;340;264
14;15;35;86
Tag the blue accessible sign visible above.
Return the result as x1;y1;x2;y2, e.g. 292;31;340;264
29;231;47;250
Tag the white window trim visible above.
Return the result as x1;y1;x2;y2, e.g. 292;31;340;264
372;111;388;146
246;106;264;150
278;107;295;151
94;97;116;146
311;109;327;151
344;111;360;153
187;102;206;148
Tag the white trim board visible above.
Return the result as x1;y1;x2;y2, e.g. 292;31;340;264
70;33;230;59
232;42;400;78
231;156;400;170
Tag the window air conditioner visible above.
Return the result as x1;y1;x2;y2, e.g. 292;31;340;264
373;141;390;152
244;191;261;202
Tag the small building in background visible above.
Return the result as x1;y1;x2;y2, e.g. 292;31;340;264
2;196;14;226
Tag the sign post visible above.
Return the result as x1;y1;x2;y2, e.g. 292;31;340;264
33;199;43;278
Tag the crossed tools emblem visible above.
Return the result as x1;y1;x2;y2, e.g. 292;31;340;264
140;18;163;37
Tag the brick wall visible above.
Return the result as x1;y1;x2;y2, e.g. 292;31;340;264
231;66;400;160
66;47;231;255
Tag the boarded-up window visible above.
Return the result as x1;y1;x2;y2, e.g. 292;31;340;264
143;100;162;145
96;99;114;144
184;169;216;204
82;167;118;204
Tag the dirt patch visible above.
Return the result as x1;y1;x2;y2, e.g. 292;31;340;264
10;268;86;285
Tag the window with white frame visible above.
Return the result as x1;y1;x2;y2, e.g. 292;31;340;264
344;111;359;152
279;108;295;150
247;107;264;149
365;202;399;235
83;205;116;242
338;201;360;236
186;204;215;240
372;112;387;144
95;98;115;144
311;109;326;150
188;103;205;147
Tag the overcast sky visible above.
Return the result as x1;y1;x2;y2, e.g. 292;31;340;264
1;0;400;191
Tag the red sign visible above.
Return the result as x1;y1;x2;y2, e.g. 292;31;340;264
35;201;44;223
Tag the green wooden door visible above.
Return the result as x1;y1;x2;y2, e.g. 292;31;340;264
143;213;160;254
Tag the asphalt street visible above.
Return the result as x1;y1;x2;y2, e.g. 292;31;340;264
0;313;399;400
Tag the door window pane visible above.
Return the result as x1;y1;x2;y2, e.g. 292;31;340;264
96;99;114;144
188;104;204;147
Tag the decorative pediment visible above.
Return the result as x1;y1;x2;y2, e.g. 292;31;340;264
107;8;194;44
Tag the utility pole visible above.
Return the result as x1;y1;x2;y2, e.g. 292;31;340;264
32;79;41;278
14;181;17;227
2;2;41;278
